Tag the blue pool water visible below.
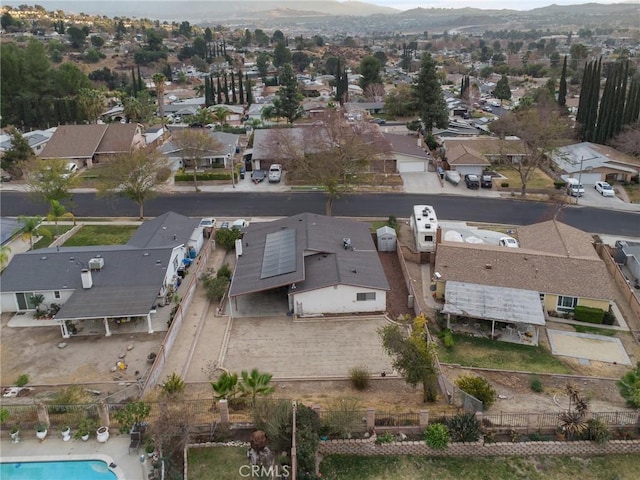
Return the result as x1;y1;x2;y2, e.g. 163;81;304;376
1;460;117;479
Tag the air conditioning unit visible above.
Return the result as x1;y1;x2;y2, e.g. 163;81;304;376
88;257;105;270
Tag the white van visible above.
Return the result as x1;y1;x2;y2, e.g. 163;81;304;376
566;178;584;197
61;162;78;179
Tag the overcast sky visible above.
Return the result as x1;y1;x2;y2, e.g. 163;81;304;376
361;0;627;11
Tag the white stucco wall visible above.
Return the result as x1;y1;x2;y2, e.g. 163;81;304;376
1;289;74;313
292;284;386;315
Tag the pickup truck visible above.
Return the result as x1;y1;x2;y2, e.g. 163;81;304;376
268;164;282;183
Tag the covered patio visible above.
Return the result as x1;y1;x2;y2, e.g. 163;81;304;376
442;281;546;346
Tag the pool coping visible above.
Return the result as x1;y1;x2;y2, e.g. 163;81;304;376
1;454;125;479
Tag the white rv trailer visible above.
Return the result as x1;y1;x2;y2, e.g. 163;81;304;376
410;205;438;253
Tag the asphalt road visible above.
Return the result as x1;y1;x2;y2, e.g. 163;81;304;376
1;191;638;237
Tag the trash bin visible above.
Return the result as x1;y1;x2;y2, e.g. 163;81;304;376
437;166;444;179
239;167;246;179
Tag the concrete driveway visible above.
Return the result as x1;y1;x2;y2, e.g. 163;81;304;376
220;315;396;380
569;185;639;212
401;170;500;198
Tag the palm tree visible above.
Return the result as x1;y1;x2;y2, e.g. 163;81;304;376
17;216;44;249
212;106;231;126
152;73;167;123
0;245;11;270
77;88;105;124
238;369;275;406
47;200;75;237
210;372;239;401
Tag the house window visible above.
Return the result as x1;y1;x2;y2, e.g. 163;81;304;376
357;292;376;301
424;235;433;242
557;296;578;311
54;291;61;299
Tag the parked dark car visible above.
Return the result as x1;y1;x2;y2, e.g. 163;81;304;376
464;174;480;189
481;175;493;188
251;170;266;184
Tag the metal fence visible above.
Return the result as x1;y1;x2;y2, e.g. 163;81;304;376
374;411;420;427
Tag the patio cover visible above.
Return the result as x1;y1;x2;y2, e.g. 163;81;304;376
442;281;545;326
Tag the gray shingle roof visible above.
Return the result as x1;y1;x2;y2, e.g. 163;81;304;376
229;213;389;297
126;211;200;248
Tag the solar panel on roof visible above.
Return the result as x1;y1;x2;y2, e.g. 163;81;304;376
260;229;296;279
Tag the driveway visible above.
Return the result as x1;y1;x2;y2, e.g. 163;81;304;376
219;316;395;379
401;170;500;198
568;184;639;212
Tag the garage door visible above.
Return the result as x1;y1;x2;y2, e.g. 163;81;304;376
455;166;482;177
397;160;426;173
575;173;601;186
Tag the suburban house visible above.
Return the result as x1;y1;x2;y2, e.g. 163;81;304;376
38;124;145;168
250;123;394;173
385;133;430;173
433;220;615;315
0;212;204;338
550;142;640;185
158;130;240;169
228;213;389;316
0;128;56;156
441;137;527;177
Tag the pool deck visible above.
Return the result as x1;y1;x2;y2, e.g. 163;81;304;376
1;435;148;480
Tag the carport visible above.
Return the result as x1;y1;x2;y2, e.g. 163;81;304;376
442;281;546;345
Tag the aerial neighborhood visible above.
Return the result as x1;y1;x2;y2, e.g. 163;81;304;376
1;1;640;479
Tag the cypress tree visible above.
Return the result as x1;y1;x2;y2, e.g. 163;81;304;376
209;74;216;105
137;66;144;93
238;70;244;105
231;71;237;104
131;67;137;96
575;60;590;129
558;56;567;109
204;76;211;107
623;76;640;125
245;74;253;106
223;73;230;104
216;75;223;104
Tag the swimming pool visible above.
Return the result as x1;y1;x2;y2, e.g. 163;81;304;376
1;459;117;479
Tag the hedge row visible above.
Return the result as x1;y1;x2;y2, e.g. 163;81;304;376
175;172;232;182
574;305;606;324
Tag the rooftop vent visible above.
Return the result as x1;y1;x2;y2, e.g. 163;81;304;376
485;264;492;270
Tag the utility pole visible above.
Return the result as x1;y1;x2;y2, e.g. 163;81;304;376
291;401;297;480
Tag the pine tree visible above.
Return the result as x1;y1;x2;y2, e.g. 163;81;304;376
131;67;137;96
414;53;448;137
209;74;217;105
137;66;144;94
272;63;303;124
204;76;212;107
494;75;511;104
558;56;568;109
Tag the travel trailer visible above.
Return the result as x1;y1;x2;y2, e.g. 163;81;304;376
410;205;438;253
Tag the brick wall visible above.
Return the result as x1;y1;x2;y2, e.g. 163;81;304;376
317;438;640;457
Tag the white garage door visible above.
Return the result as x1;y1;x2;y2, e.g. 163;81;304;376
397;160;426;173
575;173;602;185
455;166;483;177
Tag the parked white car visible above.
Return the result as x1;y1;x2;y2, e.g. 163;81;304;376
499;236;519;248
199;217;216;228
232;219;248;231
61;162;78;179
445;170;461;185
268;164;282;183
594;181;615;197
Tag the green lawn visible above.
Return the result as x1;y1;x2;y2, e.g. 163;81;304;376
188;447;248;480
32;225;75;250
493;166;555;190
320;454;640;480
61;225;138;246
437;333;571;374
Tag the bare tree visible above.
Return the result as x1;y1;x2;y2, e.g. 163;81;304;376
97;149;166;219
265;110;392;215
24;158;78;204
171;129;223;192
490;103;572;196
609;121;640;158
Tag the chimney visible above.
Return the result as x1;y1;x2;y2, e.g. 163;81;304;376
81;269;93;289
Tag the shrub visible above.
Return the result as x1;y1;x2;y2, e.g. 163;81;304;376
162;372;185;396
586;418;612;444
446;412;480;442
216;263;232;280
387;215;398;230
602;310;616;325
375;431;396;444
201;273;230;301
215;227;243;250
349;366;370;391
574;305;605;324
530;376;544;393
439;328;455;349
113;401;151;434
0;408;9;424
156;167;172;182
617;362;640;408
324;397;364;438
15;374;29;387
554;181;567;189
455;375;497;409
424;423;449;449
501;182;509;188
